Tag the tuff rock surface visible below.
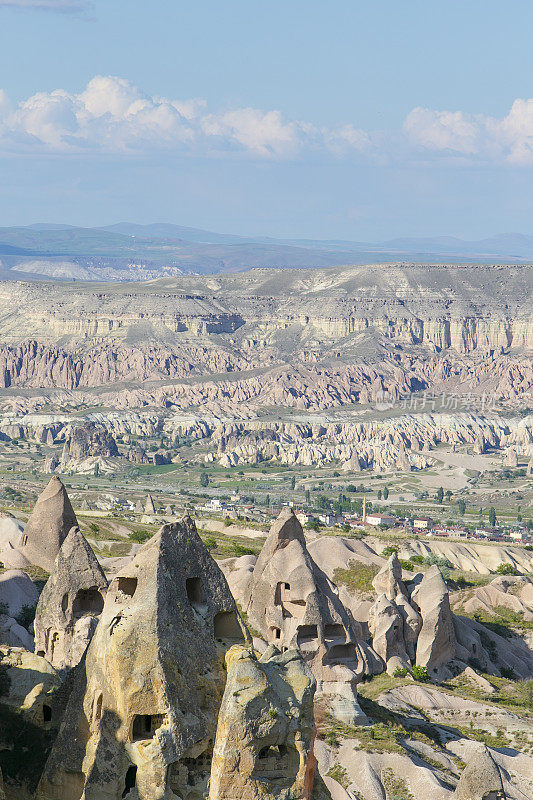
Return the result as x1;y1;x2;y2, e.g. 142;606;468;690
19;477;78;572
36;518;249;800
34;526;108;672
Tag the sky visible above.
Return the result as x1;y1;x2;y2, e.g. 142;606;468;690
1;0;533;240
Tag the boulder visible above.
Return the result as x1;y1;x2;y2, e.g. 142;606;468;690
34;527;108;672
36;517;249;800
453;743;505;799
0;646;61;725
0;615;34;649
0;569;39;617
19;477;78;572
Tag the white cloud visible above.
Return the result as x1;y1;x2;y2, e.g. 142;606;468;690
404;99;533;165
0;75;375;160
404;107;480;155
3;75;533;167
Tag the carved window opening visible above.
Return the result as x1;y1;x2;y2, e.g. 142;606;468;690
43;704;52;723
132;713;165;741
61;593;69;615
21;535;28;546
122;765;137;798
254;744;291;778
186;577;206;606
324;624;345;639
117;577;137;598
36;650;45;658
167;744;212;795
73;588;104;617
213;611;244;642
323;643;356;664
272;627;281;640
296;625;318;645
93;692;103;723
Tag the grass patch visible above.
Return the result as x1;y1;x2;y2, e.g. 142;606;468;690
382;768;414;800
326;763;349;790
333;560;379;597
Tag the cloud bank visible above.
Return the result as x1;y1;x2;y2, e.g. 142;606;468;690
1;75;533;165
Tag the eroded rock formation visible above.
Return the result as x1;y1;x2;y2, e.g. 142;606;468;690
244;508;369;723
209;643;323;800
36;518;249;800
34;527;108;672
19;477;78;572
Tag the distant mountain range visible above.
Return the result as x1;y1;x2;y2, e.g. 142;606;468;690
0;223;532;281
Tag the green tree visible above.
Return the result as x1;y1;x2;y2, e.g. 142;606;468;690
383;486;389;500
445;489;452;501
305;489;311;505
457;499;466;516
265;494;270;507
290;475;296;490
489;507;496;527
436;487;444;503
200;472;209;488
377;489;382;500
517;514;522;523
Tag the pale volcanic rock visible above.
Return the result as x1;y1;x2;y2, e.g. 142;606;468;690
453;744;504;800
369;554;421;671
208;644;326;800
20;476;78;572
34;527;108;671
144;494;156;515
244;509;369;723
60;421;119;467
0;614;34;649
36;518;249;800
0;569;39;617
0;646;61;724
411;566;456;675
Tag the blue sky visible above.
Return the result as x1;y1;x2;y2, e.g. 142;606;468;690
1;0;533;239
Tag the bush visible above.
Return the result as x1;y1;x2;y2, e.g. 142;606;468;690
412;665;430;683
410;555;424;564
496;563;520;576
0;601;9;616
204;536;218;550
15;604;36;630
231;543;255;557
382;545;399;557
501;667;516;680
224;516;232;527
129;530;152;543
0;664;11;697
393;666;409;678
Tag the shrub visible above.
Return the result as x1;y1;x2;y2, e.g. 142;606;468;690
224;516;232;527
129;530;152;543
231;543;255;557
0;601;9;616
0;664;11;697
393;666;409;678
204;536;217;550
496;563;520;576
15;604;36;630
410;555;424;564
412;665;430;683
382;545;399;557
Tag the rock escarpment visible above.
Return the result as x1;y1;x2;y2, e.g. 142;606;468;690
60;422;119;471
34;526;108;672
19;476;78;572
36;518;249;800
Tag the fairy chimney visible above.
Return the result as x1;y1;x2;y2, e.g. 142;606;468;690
19;477;78;572
34;526;108;672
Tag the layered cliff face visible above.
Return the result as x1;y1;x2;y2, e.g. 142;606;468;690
0;265;529;405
